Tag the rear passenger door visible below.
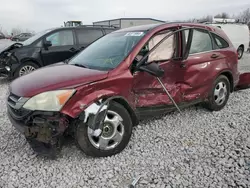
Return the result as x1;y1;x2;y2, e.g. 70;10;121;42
180;28;227;102
75;28;104;52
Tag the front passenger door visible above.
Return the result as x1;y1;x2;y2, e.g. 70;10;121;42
41;29;77;66
132;27;185;108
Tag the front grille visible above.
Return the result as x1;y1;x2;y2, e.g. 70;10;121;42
7;93;20;108
7;93;31;120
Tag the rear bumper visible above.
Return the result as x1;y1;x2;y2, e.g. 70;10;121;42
234;71;240;88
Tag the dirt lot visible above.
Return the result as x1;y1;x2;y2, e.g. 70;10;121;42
0;39;250;187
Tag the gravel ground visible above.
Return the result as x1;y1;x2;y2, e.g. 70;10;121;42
0;49;250;187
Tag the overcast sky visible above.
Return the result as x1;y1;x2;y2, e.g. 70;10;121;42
0;0;249;33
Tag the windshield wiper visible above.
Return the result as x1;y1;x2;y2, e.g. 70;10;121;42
73;63;88;68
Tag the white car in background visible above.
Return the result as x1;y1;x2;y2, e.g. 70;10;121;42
208;18;250;59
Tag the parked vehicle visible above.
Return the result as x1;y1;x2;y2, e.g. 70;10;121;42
11;33;33;42
5;35;12;40
7;22;240;158
0;25;118;78
207;18;250;59
0;32;5;39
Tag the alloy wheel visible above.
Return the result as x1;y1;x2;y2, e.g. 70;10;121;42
214;81;227;105
87;110;125;150
238;50;242;58
19;65;36;76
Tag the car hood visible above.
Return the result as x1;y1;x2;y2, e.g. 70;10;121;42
0;42;23;54
10;63;109;97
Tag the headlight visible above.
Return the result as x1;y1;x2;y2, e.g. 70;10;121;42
23;90;75;111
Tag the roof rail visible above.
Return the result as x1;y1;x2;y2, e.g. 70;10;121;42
77;25;120;29
197;18;248;25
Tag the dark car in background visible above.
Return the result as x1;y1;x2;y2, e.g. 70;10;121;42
0;32;5;39
11;33;33;42
0;25;118;78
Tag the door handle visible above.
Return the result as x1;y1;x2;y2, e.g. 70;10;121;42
211;54;219;58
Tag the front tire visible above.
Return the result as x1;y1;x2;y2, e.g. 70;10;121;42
237;46;244;59
75;101;133;157
14;62;39;78
203;75;230;111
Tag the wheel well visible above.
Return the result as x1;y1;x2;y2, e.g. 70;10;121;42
21;59;41;67
221;72;234;92
238;44;244;51
112;98;139;126
12;59;41;77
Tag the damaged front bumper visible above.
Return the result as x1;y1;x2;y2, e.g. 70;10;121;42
7;93;70;158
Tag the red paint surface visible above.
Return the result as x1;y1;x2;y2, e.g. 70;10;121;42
9;63;108;97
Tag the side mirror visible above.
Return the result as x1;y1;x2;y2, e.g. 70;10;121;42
137;62;164;77
43;40;52;48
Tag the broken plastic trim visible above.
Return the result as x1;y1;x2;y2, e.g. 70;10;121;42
83;96;122;137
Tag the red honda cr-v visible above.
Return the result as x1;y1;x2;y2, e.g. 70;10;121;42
7;22;240;158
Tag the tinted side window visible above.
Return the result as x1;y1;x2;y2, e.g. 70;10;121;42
211;33;229;49
45;30;74;46
185;29;213;54
76;29;104;45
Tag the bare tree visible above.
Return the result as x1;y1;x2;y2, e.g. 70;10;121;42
198;15;213;23
221;12;229;19
11;27;23;36
214;12;229;19
232;8;250;29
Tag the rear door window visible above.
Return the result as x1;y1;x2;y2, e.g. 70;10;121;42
76;29;104;45
185;29;213;54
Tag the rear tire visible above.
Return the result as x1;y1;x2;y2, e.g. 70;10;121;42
75;101;133;157
237;46;244;59
14;61;39;78
203;75;230;111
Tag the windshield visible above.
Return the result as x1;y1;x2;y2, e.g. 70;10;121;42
22;29;53;46
68;31;146;71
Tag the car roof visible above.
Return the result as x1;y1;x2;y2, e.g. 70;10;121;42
114;23;164;32
50;25;117;31
114;22;216;33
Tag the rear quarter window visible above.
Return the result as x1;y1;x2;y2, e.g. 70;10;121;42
211;33;229;49
76;28;104;45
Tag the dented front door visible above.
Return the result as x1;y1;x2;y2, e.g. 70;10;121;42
132;28;184;108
